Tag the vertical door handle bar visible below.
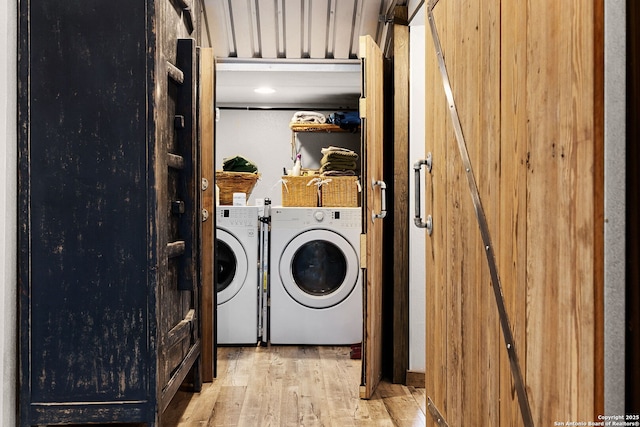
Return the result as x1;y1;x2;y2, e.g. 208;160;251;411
371;179;387;221
413;154;433;234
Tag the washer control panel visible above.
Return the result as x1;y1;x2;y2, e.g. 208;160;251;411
216;206;259;228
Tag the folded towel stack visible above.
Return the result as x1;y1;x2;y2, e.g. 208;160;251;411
291;111;327;124
320;146;359;175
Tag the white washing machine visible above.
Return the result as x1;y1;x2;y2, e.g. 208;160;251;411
216;206;259;344
270;207;362;345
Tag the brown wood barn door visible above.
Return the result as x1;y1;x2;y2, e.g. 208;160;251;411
423;0;602;425
424;0;508;422
358;34;385;400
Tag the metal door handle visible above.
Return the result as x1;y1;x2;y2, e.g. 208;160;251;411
413;153;433;235
372;179;387;221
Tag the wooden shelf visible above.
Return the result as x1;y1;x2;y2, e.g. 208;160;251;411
289;123;358;133
289;122;360;160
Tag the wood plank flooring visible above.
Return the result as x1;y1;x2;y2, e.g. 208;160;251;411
163;346;426;426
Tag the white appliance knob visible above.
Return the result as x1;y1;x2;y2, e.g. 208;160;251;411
314;211;325;222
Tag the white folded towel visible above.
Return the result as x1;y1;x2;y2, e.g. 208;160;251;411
291;111;327;124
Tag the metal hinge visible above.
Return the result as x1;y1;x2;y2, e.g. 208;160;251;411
359;98;367;119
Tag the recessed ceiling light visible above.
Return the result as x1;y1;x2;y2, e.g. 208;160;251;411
254;87;276;94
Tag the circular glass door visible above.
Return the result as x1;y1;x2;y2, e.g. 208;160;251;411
279;229;359;309
216;228;248;305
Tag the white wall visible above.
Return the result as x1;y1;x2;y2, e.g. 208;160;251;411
1;1;17;426
604;0;626;415
215;109;360;207
409;16;426;372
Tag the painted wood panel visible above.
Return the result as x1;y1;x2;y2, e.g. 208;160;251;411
334;0;358;59
18;1;203;425
309;0;329;58
229;1;255;58
258;0;278;58
205;0;392;60
424;0;603;425
284;0;303;59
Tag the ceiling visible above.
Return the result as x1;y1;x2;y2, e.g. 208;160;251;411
202;0;397;60
200;0;404;108
215;59;362;109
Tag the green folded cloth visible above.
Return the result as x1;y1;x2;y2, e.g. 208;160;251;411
320;152;359;169
222;155;258;173
322;160;357;169
322;150;359;160
320;160;358;172
320;156;358;168
320;152;359;167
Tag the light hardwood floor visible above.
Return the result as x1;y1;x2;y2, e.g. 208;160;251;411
163;345;427;426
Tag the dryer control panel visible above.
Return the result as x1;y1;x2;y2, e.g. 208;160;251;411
271;207;361;230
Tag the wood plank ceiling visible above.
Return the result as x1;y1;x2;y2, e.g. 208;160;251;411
203;0;399;60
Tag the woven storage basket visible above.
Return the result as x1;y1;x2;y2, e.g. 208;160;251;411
281;176;320;207
320;176;360;207
216;171;260;205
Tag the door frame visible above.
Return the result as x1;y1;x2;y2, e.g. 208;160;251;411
359;34;386;400
199;47;216;382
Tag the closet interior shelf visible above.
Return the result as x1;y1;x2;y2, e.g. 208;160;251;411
289;123;358;133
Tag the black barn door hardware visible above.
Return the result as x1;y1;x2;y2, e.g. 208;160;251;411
169;38;198;291
175;115;186;129
167;153;185;170
427;397;449;427
426;0;534;425
163;309;195;350
167;240;186;258
172;200;186;215
167;61;184;84
169;0;195;34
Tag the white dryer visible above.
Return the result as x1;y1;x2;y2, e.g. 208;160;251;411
270;207;362;345
216;206;259;345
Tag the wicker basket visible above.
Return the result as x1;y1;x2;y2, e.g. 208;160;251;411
216;171;260;205
320;176;360;207
281;176;321;207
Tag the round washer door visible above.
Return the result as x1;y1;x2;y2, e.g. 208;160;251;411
217;228;248;305
279;229;359;309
